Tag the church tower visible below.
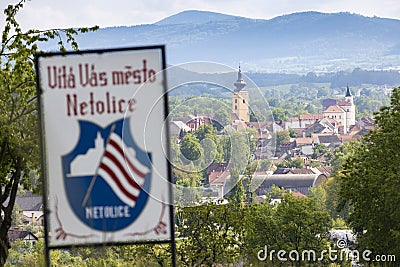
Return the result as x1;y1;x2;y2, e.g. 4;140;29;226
232;66;250;122
344;85;356;130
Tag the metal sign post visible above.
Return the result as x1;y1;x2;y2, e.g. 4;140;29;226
35;46;175;266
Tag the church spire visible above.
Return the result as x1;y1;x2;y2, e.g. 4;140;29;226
345;85;352;97
234;64;246;92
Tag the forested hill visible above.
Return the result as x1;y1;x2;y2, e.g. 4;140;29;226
248;68;400;87
70;10;400;73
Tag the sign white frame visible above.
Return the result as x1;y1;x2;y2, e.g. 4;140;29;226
35;46;174;256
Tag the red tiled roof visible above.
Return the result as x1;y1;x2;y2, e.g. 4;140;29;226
299;114;323;120
207;163;233;174
337;100;352;106
209;171;230;185
324;105;345;113
294;137;317;145
290;168;315;175
291;191;307;198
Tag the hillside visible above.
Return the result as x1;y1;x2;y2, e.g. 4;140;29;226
69;10;400;73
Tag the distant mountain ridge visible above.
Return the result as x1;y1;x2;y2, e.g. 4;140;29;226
71;10;400;73
155;10;247;25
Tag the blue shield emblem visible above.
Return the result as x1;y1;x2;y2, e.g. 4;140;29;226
62;118;152;231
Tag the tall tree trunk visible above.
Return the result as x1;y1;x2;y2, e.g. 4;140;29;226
0;157;22;266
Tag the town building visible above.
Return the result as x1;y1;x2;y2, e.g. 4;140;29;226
322;86;356;134
7;227;38;245
232;66;250;122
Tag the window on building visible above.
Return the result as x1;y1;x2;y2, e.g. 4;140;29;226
235;105;237;110
235;99;237;103
243;99;245;104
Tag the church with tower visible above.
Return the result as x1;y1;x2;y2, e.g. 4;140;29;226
231;66;250;122
322;86;356;134
229;65;356;135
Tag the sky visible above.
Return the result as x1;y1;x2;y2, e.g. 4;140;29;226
2;0;400;30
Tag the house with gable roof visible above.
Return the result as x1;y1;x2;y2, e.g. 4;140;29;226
7;227;38;245
12;192;44;225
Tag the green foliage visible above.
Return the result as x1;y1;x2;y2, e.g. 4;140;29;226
225;168;244;207
288;128;298;138
179;133;202;162
331;217;348;229
173;167;202;206
273;195;331;264
325;177;350;220
243;203;276;263
272;107;289;121
275;130;291;149
244;195;332;265
265;184;287;199
193;124;222;164
307;185;328;212
254;159;272;172
176;202;246;266
7;240;173;266
10;204;23;227
222;129;252;171
312;143;327;159
193;124;216;141
276;157;305;168
168;95;230;119
337;86;400;260
309;160;324;167
213;107;230;129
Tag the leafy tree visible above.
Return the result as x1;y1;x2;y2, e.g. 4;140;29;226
312;143;327;159
180;133;202;162
193;125;222;166
305;103;317;114
193;124;216;141
242;164;257;203
219;135;231;163
254;159;272;172
199;133;222;168
265;184;287;200
309;160;324;167
213;107;230;129
325;177;350;220
276;157;305;168
307;185;328;212
173;167;202;206
337;87;400;260
272;107;289;121
176;202;245;266
243;203;276;264
244;196;331;266
222;129;251;171
288;128;298;138
242;126;258;154
230;130;251;171
275;130;291;150
169;138;182;166
0;1;97;264
225;168;244;207
274;195;331;266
